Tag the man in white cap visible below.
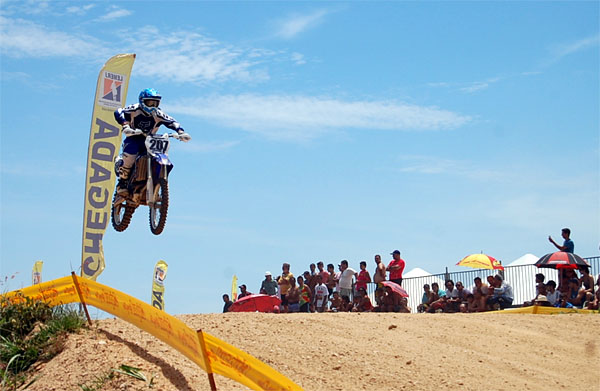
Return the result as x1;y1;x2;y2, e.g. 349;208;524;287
261;271;278;296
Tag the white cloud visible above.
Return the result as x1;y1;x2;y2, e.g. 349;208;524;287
97;7;132;21
66;4;95;15
551;35;599;61
398;155;501;180
291;52;306;65
127;29;271;83
275;9;329;39
168;94;471;141
0;16;103;58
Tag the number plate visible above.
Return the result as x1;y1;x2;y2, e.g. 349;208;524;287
145;134;170;156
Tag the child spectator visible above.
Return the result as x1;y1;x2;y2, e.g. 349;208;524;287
313;275;330;312
545;280;560;306
355;261;371;295
329;291;343;312
353;288;373;312
341;295;353;312
297;276;312;313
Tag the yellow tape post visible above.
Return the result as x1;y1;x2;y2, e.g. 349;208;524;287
2;276;302;391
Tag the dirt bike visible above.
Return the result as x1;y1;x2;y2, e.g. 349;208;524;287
111;129;188;235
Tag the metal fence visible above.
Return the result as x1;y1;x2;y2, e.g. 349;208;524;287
365;256;599;313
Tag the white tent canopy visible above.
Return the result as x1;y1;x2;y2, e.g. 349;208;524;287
403;267;433;278
507;253;539;267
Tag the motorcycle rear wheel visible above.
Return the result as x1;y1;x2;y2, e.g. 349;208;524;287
149;178;169;235
111;192;136;232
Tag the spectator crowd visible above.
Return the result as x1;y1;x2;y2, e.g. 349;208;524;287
222;229;599;314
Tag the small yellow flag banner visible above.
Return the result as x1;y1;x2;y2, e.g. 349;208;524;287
231;274;238;301
3;276;302;391
151;260;168;310
81;54;136;281
32;260;43;285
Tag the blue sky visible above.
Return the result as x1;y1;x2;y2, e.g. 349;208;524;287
1;1;598;314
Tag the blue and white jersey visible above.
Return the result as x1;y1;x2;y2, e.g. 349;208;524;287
114;103;184;135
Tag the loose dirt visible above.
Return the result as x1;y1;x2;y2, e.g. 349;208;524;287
24;312;599;391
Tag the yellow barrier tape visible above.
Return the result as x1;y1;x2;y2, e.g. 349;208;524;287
3;276;302;391
488;306;597;315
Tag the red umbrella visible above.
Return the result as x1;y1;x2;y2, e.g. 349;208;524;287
229;294;281;313
379;281;409;297
535;252;590;270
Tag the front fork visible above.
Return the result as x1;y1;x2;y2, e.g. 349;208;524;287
146;157;154;207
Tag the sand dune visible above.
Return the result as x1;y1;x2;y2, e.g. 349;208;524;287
26;312;599;391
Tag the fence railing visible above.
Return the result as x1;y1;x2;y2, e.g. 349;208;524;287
365;256;599;313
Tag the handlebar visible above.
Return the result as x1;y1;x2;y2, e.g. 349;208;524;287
123;127;190;141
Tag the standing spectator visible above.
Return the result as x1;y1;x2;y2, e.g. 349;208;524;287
297;276;312;313
261;271;278;296
387;250;406;285
238;284;251;299
306;264;319;293
326;263;337;296
222;294;233;313
313;275;330;312
277;263;294;312
317;261;330;284
548;228;574;253
373;254;386;284
286;276;300;312
338;260;357;299
487;274;514;310
355;261;372;295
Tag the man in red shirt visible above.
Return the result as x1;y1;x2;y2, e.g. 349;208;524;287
387;250;406;286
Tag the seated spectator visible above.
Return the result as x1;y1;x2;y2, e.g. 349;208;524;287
486;274;514;310
426;282;446;312
397;297;411;313
238;284;251;299
313;275;330;312
585;275;600;310
417;284;432;313
545;280;560;306
355;261;372;295
222;294;233;313
471;277;489;312
297;276;312;313
429;280;459;313
524;273;546;307
352;287;373;312
462;293;483;313
558;269;577;295
578;266;595;304
351;295;361;311
286;277;300;312
559;278;586;308
533;295;552;307
455;281;471;309
381;286;404;312
373;287;386;311
329;291;343;312
341;295;353;312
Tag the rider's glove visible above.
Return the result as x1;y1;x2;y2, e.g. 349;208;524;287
178;132;191;142
123;125;136;137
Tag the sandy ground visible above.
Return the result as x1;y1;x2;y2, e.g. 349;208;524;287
24;312;599;391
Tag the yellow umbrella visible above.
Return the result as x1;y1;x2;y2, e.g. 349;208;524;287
457;254;504;270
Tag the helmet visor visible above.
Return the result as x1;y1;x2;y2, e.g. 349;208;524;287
144;99;160;107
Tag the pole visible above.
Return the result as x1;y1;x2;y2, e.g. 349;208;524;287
197;329;217;391
71;272;93;327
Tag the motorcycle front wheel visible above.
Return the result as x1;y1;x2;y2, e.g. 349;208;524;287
149;178;169;235
111;192;136;232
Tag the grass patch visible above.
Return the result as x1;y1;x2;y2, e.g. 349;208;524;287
0;293;87;389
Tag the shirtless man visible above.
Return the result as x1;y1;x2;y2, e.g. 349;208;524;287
329;291;343;312
373;254;387;284
382;286;402;312
286;276;300;312
472;277;489;312
578;266;595;304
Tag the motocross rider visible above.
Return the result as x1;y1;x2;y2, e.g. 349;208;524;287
114;88;191;196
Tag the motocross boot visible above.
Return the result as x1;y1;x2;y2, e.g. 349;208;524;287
117;166;131;196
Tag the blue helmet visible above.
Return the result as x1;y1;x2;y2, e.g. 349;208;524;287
139;88;161;115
